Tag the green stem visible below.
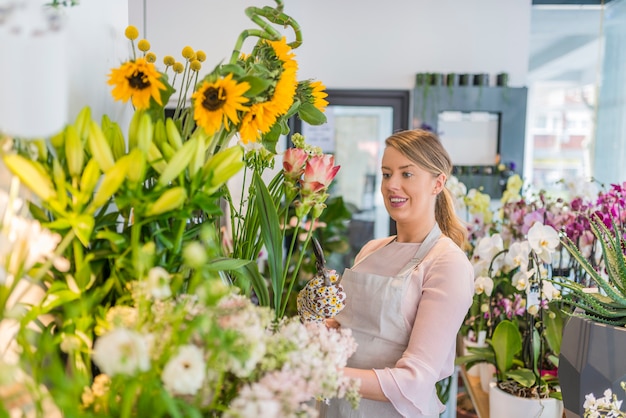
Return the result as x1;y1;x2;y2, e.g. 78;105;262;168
279;220;315;317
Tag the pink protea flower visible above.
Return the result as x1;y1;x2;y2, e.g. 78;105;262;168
301;154;340;195
283;148;308;180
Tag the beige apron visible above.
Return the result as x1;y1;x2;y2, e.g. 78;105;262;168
319;224;442;418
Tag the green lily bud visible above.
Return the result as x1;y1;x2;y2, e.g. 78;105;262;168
157;135;198;187
109;121;127;161
88;121;115;173
188;132;207;179
52;157;68;209
159;141;176;162
90;156;130;209
148;142;167;174
145;186;187;217
3;154;56;202
127;109;143;151
154;118;168;148
50;129;65;150
79;158;101;196
126;148;147;185
74;106;92;141
65;125;84;178
165;118;183;150
136;112;154;153
202;145;244;194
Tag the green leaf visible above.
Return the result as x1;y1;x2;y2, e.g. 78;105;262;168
492;320;522;377
239;75;272;96
212;257;270;307
70;214;95;247
253;171;283;311
505;368;537;388
261;122;282;154
298;102;327;125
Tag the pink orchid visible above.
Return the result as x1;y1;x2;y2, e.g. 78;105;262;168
283;148;308;179
301;154;340;194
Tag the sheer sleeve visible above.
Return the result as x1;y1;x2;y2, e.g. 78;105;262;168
373;238;474;416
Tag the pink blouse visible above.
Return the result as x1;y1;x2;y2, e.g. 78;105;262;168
352;236;474;416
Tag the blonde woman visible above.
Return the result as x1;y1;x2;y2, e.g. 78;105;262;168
320;129;474;418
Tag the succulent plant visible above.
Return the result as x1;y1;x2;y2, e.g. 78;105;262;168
555;214;626;326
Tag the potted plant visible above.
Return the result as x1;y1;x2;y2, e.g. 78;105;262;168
554;213;626;418
456;220;566;418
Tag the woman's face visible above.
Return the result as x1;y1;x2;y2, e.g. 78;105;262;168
380;146;445;225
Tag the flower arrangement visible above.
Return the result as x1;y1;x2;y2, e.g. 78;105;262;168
583;383;626;417
0;1;359;416
455;175;567;399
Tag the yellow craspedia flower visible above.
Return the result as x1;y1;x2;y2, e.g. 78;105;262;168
145;52;157;63
181;46;194;60
108;58;166;110
163;55;175;66
137;39;150;52
124;25;139;40
190;59;202;72
196;50;206;62
172;62;184;74
310;80;329;112
191;73;250;135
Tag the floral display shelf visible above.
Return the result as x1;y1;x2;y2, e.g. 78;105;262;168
459;365;490;418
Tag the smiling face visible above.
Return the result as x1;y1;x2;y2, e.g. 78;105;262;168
381;146;445;231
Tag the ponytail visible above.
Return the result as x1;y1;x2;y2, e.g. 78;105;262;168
436;187;468;250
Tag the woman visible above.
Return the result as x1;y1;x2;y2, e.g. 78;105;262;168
319;129;474;417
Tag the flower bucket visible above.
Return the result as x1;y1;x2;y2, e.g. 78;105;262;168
489;382;563;418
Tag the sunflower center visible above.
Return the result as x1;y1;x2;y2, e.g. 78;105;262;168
202;87;226;111
128;71;150;90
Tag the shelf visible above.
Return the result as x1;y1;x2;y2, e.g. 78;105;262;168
459;366;490;418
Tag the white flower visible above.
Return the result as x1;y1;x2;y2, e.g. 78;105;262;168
512;269;534;291
474;233;505;272
504;240;531;272
527;222;559;264
92;328;150;376
146;266;172;300
161;345;206;396
541;280;561;301
474;276;494;296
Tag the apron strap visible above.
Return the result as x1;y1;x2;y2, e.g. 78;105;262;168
396;223;442;276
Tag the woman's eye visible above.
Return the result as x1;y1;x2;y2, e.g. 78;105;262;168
382;173;390;179
403;172;413;178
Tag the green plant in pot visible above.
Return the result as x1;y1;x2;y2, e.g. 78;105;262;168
456;222;565;402
554;214;626;325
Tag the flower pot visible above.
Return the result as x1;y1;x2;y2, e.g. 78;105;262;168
559;315;626;418
489;382;564;418
462;333;487;377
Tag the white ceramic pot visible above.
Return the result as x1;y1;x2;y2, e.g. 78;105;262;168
489;382;563;418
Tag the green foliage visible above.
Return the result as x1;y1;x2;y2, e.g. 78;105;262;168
555;215;626;326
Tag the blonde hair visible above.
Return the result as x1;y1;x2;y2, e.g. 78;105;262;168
385;129;468;249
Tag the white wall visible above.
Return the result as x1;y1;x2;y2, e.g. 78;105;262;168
129;0;532;91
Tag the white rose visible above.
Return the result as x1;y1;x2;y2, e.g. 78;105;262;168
161;345;206;396
93;328;150;376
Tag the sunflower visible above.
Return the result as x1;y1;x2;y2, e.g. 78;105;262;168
108;58;166;110
238;102;278;144
309;80;329;112
191;73;250;135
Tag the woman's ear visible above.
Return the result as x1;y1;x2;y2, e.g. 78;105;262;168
433;173;447;195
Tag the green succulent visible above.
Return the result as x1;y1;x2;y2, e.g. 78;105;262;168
555;215;626;326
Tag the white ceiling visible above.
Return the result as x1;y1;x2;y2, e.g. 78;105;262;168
529;5;606;84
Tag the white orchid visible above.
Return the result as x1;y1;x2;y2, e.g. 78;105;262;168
504;240;531;272
527;222;560;264
474;233;505;272
474;276;494;296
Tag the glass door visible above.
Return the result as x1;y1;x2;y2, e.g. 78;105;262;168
291;89;410;271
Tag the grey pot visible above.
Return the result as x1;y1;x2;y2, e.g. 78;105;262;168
559;315;626;417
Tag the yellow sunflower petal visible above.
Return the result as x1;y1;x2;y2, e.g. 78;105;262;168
192;73;250;135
